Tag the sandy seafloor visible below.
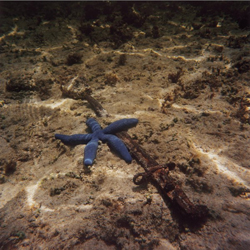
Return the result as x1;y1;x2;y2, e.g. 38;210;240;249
0;2;250;249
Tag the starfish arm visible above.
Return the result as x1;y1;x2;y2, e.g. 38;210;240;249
84;138;99;166
86;118;102;132
102;118;138;134
102;134;132;163
55;134;92;146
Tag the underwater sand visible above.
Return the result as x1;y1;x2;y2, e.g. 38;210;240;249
0;2;250;249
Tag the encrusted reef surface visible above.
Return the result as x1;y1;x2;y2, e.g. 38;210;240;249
0;2;250;249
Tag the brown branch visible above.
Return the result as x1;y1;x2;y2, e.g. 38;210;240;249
117;131;209;220
83;94;108;117
60;81;108;117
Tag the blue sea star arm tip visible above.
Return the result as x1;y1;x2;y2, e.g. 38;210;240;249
84;139;99;166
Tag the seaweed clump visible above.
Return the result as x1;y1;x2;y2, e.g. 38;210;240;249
152;26;160;39
168;68;183;83
0;159;17;183
110;24;133;49
118;54;127;66
66;53;83;66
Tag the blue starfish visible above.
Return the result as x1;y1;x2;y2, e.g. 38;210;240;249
55;118;138;166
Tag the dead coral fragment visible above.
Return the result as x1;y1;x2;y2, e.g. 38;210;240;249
186;178;214;194
5;75;36;92
161;88;180;114
227;35;249;49
234;59;250;74
104;72;119;86
236;92;250;124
